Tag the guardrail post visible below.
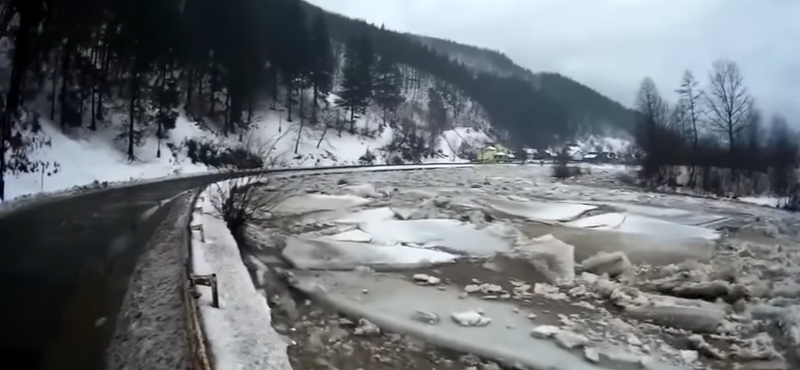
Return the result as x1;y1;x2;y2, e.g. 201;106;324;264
190;223;205;242
190;273;219;308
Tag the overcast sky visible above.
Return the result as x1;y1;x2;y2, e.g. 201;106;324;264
307;0;800;123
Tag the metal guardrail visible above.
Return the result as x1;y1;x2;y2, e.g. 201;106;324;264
183;189;213;370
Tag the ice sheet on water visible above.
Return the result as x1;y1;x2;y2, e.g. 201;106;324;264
564;212;720;240
359;219;514;255
335;207;396;223
595;202;688;217
291;271;682;370
271;194;371;214
327;229;373;243
282;236;458;270
481;198;597;222
297;206;396;225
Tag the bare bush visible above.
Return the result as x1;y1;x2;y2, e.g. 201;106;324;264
209;175;292;232
552;149;582;179
207;132;298;232
783;188;800;212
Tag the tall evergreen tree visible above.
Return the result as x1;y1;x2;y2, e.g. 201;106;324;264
308;14;334;125
277;0;311;122
337;36;363;123
354;34;376;116
427;87;448;146
373;56;405;127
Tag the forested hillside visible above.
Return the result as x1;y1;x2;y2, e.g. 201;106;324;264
0;0;638;201
415;36;637;136
0;0;501;200
302;3;628;147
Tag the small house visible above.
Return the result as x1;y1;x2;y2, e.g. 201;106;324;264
478;143;512;163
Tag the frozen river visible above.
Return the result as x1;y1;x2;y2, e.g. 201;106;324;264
240;164;800;370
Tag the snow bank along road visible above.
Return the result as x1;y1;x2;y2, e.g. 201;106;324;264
0;163;471;370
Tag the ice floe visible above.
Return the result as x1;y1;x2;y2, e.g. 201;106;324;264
282;236;458;270
564;212;720;240
272;194;371;214
481;198;597;222
359;219;514;255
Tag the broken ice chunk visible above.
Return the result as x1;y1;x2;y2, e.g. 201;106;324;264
412;273;441;285
680;350;699;364
554;331;589;349
580;251;632;278
353;318;381;336
584;347;600;363
410;310;440;325
530;325;561;339
451;310;492;327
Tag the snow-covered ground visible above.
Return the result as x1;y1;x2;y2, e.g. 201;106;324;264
226;164;800;370
3;106;489;204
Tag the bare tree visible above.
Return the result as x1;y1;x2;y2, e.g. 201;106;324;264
705;60;752;155
316;108;340;149
634;77;676;183
676;70;703;154
635;77;669;152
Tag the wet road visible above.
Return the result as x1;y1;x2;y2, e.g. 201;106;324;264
0;173;233;370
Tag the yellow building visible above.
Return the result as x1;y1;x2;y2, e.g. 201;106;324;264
478;144;511;163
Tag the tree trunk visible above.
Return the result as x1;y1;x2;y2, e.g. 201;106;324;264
270;69;278;110
50;48;59;121
156;63;167;158
312;86;319;125
96;43;111;122
294;118;304;154
208;61;217;117
299;87;305;126
349;106;355;133
186;68;194;108
1;9;35;200
59;36;73;130
128;69;138;161
223;93;230;135
247;100;253;125
286;80;293;122
317;113;331;149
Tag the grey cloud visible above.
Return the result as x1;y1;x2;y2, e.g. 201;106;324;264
308;0;800;122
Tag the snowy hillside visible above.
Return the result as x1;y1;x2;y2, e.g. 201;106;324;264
4;111;386;200
5;62;497;202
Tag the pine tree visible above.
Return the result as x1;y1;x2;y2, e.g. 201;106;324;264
427;87;448;147
309;14;334;125
276;0;311;123
373;56;405;127
337;36;362;123
354;34;376;116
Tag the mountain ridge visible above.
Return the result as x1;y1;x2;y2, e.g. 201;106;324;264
300;2;635;145
413;35;637;136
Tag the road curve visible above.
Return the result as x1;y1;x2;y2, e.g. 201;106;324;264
0;163;474;370
0;172;236;370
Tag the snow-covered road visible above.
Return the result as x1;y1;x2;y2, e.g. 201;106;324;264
221;164;800;370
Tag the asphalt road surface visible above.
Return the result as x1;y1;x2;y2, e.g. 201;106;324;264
0;173;232;370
